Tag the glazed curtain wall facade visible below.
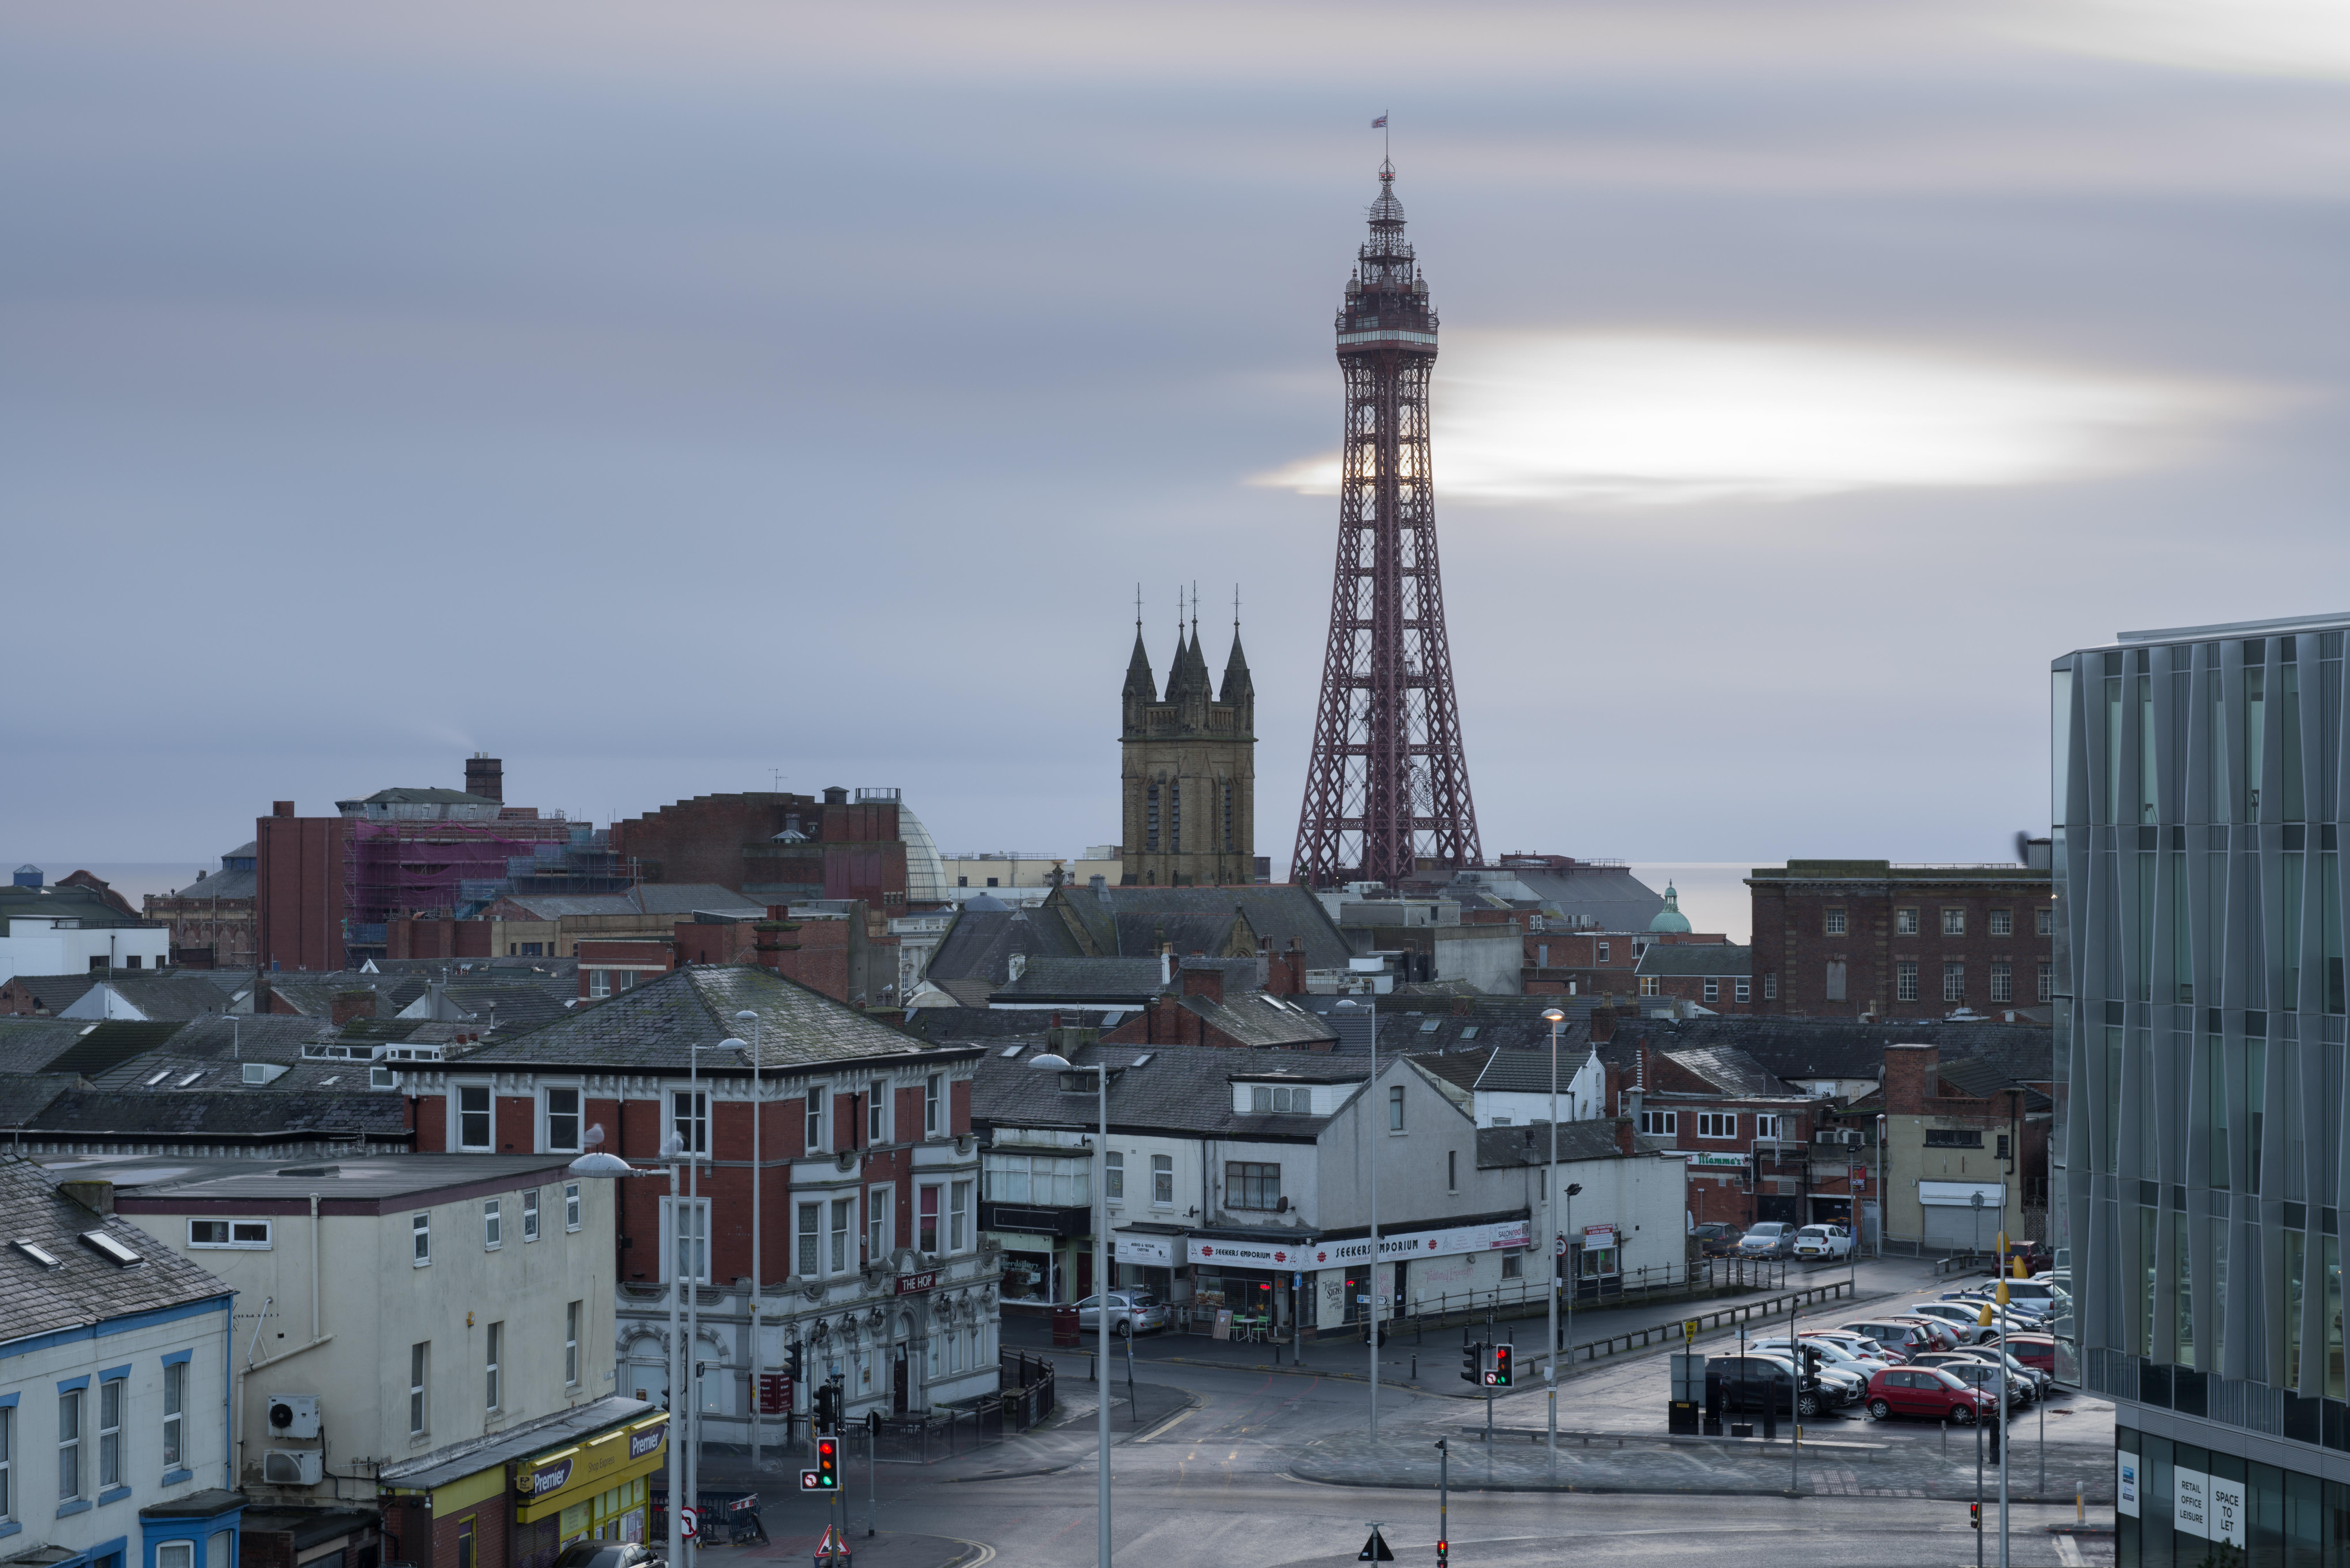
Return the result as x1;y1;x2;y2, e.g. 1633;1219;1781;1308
2056;628;2350;1452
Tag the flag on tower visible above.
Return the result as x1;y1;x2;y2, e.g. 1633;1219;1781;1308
1371;115;1387;128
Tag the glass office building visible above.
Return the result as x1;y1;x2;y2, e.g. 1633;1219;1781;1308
2055;613;2350;1565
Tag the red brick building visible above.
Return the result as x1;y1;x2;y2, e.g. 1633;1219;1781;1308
1747;860;2053;1021
609;787;918;909
1633;943;1755;1014
397;964;996;1428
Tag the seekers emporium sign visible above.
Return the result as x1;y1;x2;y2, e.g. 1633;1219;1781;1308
1182;1218;1533;1270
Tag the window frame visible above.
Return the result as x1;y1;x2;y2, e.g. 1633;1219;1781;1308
1702;977;1719;1003
1638;1109;1678;1136
829;1197;853;1274
664;1197;709;1284
1990;962;2014;1004
522;1188;541;1243
1824;908;1847;936
868;1081;889;1145
2038;962;2054;1003
1823;961;1846;1002
1151;1154;1174;1207
1733;979;1750;1005
1754;1114;1783;1140
455;1083;493;1152
925;1074;942;1137
409;1342;428;1435
97;1376;123;1491
412;1211;432;1267
484;1321;502;1412
806;1085;826;1153
867;1182;893;1261
188;1218;271;1249
1989;908;2013;937
917;1184;942;1253
1696;1111;1737;1140
2035;906;2054;936
1104;1151;1124;1202
1387;1084;1406;1131
162;1359;185;1469
1895;907;1919;936
950;1179;971;1250
1943;962;1966;1003
564;1181;581;1232
57;1387;81;1502
798;1203;822;1276
2;1402;14;1522
565;1301;581;1388
1224;1161;1282;1211
671;1089;708;1157
1638;976;1660;998
483;1199;502;1251
1896;961;1919;1003
543;1086;583;1153
1942;907;1967;936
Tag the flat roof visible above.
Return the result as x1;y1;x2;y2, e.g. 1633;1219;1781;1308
2112;611;2350;646
41;1153;578;1204
380;1397;655;1490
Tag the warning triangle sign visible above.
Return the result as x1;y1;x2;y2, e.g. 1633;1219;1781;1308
1358;1532;1395;1562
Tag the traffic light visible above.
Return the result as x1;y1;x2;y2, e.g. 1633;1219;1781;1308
786;1344;804;1383
814;1383;840;1433
1969;1504;1981;1531
1460;1342;1485;1385
816;1437;839;1490
1488;1346;1513;1387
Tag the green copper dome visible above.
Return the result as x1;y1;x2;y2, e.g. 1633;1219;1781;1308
1648;882;1692;933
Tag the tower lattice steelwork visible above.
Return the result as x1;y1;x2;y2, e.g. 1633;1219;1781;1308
1292;160;1481;888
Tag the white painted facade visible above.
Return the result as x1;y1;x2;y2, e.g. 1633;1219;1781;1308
0;921;172;985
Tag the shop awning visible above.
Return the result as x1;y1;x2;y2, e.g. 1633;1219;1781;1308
515;1414;669;1524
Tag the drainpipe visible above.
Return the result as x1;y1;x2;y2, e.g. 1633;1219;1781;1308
311;1194;323;1339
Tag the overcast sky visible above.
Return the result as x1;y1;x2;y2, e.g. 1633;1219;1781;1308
8;2;2350;893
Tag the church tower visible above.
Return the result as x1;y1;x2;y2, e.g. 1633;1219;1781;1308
1121;595;1256;886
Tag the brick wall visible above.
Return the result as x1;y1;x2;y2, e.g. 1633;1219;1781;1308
255;811;347;971
1751;868;2052;1020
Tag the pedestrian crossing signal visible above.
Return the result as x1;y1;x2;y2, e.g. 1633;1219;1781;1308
1487;1346;1512;1387
1460;1343;1484;1385
1969;1504;1981;1531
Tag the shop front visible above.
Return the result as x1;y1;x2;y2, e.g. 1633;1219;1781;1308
1573;1223;1621;1301
513;1411;669;1554
981;1199;1094;1306
1109;1231;1180;1306
1308;1216;1532;1338
1184;1233;1317;1339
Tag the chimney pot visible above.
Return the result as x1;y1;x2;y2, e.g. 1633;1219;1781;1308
272;801;295;818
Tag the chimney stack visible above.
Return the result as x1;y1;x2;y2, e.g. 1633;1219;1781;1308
466;753;504;803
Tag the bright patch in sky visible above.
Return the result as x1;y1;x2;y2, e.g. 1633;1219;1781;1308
2004;0;2350;81
1253;332;2240;507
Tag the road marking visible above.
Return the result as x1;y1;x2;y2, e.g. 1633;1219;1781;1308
947;1539;997;1568
2053;1535;2085;1566
1136;1407;1198;1443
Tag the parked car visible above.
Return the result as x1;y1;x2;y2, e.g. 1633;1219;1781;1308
1907;1303;2009;1344
1982;1279;2069;1311
1707;1354;1827;1418
2005;1239;2054;1275
1803;1328;1908;1365
1910;1351;2033;1407
1863;1365;2000;1424
1792;1224;1855;1262
1738;1221;1797;1258
1987;1332;2058;1378
1882;1314;1966;1351
1968;1346;2053;1396
554;1546;665;1568
1693;1222;1745;1258
1754;1334;1894;1379
1076;1291;1170;1336
1841;1319;1941;1357
1749;1346;1866;1406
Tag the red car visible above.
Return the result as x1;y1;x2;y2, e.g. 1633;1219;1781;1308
1993;1333;2057;1376
1866;1365;2000;1424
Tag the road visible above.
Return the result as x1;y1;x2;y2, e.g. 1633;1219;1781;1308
721;1253;2112;1568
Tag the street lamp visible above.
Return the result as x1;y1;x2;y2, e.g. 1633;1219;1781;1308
1027;1045;1112;1568
733;1010;765;1466
1336;993;1381;1438
565;1141;682;1568
1539;1006;1566;1477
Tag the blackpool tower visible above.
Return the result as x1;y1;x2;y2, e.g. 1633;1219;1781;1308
1291;160;1482;888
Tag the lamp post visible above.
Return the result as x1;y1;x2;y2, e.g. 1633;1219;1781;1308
1540;1006;1566;1480
1027;1045;1111;1568
564;1144;676;1567
733;1011;765;1468
1337;992;1382;1438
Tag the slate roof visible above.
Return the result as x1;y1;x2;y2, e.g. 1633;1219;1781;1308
492;885;764;920
460;963;957;1073
1605;1016;2054;1089
1938;1055;2054;1112
1290;993;1596;1057
0;1157;233;1346
1174;989;1338;1049
1450;864;1666;933
1;973;105;1015
921;906;1085;989
0;1019;96;1074
159;867;256;901
1634;943;1752;978
22;1089;409;1143
1658;1043;1813;1101
0;1076;80;1128
0;882;158;930
158;1015;339;1061
78;1152;576;1202
972;1041;1369;1141
988;957;1165;1005
44;1021;189;1075
83;977;245;1021
1042;884;1356;970
1475;1119;1638;1169
1408;1045;1604;1096
895;1008;1126;1045
350;787;502;807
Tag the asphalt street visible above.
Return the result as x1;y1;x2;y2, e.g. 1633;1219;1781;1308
705;1254;2113;1568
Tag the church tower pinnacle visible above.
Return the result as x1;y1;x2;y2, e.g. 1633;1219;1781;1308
1119;590;1256;887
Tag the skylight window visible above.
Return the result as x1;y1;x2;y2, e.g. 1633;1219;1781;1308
1419;1020;1440;1032
1459;1027;1479;1039
1130;1053;1154;1068
11;1238;63;1270
999;1045;1025;1059
176;1070;206;1088
143;1069;171;1087
79;1231;145;1268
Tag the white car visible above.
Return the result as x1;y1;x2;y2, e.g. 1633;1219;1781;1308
1753;1334;1894;1378
1791;1224;1855;1262
1910;1300;2028;1344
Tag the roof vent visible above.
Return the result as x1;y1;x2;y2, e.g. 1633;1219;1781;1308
275;1165;339;1177
998;1044;1025;1059
11;1238;64;1270
79;1230;145;1268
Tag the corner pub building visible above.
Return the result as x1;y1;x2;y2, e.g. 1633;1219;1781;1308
2056;613;2350;1565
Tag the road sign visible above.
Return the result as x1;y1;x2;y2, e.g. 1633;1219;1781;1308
1554;1233;1566;1256
799;1470;825;1491
1683;1317;1702;1341
1358;1530;1395;1562
678;1508;700;1540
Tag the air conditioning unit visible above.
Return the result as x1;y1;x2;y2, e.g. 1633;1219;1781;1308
263;1450;322;1486
267;1394;321;1438
1845;1130;1867;1147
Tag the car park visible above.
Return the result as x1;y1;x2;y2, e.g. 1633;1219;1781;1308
1969;1346;2052;1396
1842;1319;1942;1357
1076;1291;1170;1336
1804;1328;1908;1364
1753;1334;1895;1379
1792;1224;1855;1262
1738;1221;1797;1258
1864;1365;2000;1424
1693;1222;1745;1258
1992;1333;2058;1376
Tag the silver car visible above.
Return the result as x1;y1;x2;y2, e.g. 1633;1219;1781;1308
1738;1221;1796;1258
1076;1291;1169;1337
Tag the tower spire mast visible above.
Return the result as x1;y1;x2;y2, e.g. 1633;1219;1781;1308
1292;156;1482;889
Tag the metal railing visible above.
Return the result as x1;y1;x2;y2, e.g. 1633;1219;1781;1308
868;1351;1054;1464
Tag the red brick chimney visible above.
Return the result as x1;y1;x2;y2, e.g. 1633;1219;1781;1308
1268;938;1306;997
1180;961;1225;1006
1883;1043;1939;1116
1589;1006;1618;1044
331;990;377;1025
272;801;294;818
